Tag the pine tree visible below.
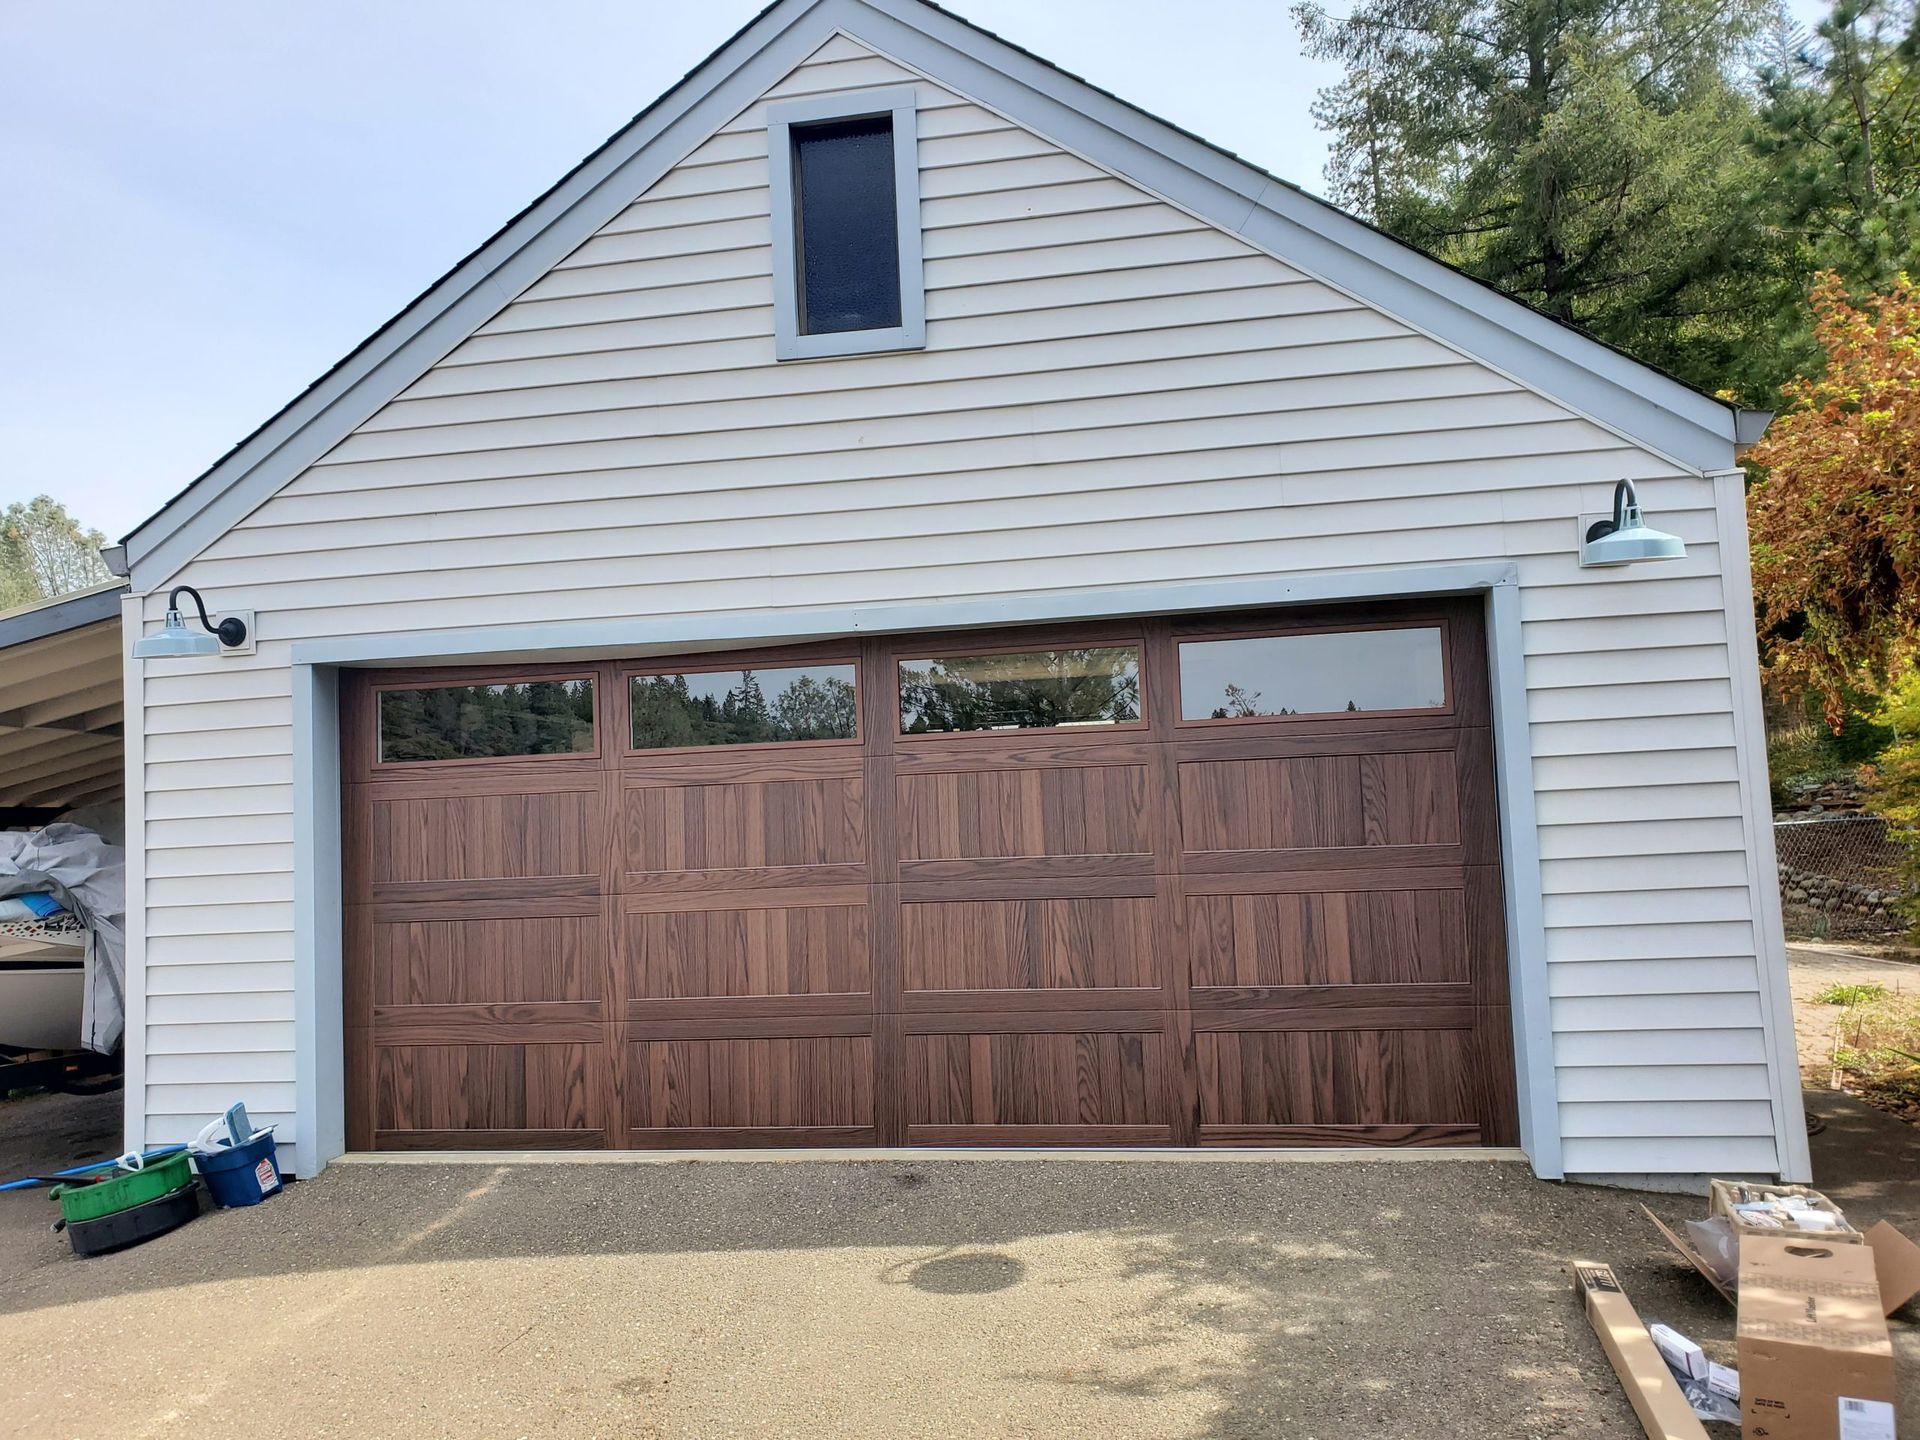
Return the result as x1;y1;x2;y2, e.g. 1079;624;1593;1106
1294;0;1778;395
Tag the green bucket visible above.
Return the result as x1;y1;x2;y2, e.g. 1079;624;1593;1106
49;1151;196;1224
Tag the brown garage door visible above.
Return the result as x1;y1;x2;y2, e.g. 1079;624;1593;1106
342;599;1515;1150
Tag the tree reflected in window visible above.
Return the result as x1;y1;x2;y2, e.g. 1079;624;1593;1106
899;647;1142;733
379;679;595;762
631;665;858;749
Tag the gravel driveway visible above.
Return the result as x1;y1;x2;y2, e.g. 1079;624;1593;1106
1;1083;1913;1439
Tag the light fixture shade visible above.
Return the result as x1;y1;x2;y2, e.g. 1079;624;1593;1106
1579;479;1688;568
1580;520;1687;566
132;609;222;658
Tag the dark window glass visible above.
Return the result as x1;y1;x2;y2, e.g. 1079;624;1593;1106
793;116;901;334
378;679;594;762
1179;627;1446;720
631;664;858;749
899;647;1142;734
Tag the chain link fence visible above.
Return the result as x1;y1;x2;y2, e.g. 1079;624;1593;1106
1774;812;1914;940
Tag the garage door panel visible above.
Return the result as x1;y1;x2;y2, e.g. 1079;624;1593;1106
372;786;605;886
1178;751;1460;852
626;1034;875;1140
372;914;608;1005
896;765;1150;860
625;902;870;1000
375;1041;605;1140
904;1028;1172;1140
1185;890;1469;988
1195;1028;1477;1131
622;776;865;873
901;896;1158;992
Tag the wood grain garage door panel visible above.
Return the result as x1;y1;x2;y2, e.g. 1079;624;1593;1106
901;897;1157;992
904;1026;1172;1143
1195;1028;1479;1144
625;904;870;1000
1179;751;1459;851
373;914;607;1005
343;601;1516;1152
376;1042;606;1146
896;765;1150;860
623;778;865;872
373;787;604;885
626;1034;875;1146
1186;890;1468;988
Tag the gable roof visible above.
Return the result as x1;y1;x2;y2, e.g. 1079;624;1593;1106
117;0;1766;593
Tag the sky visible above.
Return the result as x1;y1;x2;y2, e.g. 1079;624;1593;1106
1;1;1820;543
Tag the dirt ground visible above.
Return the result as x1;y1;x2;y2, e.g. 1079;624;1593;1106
1787;942;1918;1087
0;1086;1915;1440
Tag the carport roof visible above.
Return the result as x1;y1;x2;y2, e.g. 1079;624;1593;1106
0;582;127;819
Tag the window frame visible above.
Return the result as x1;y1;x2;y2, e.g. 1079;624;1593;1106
1170;619;1456;727
621;655;864;757
894;638;1151;741
767;85;925;361
369;668;603;770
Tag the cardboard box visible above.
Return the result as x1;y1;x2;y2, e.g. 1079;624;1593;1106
1572;1261;1711;1440
1867;1220;1920;1316
1648;1203;1920;1317
1711;1180;1864;1244
1737;1235;1897;1440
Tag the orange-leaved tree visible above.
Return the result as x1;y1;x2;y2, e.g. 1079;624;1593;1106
1748;272;1920;726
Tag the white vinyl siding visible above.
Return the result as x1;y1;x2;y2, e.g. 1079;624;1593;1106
129;34;1782;1177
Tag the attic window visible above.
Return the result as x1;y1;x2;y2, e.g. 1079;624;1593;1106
768;86;925;360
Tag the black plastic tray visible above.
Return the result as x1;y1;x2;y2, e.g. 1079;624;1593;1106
62;1181;201;1257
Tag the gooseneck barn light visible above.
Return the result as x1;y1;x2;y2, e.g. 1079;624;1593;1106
1579;479;1687;568
132;586;249;658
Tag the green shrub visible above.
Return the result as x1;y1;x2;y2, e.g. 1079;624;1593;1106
1813;981;1889;1006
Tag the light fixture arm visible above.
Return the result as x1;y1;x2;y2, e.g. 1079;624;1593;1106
167;585;248;648
1585;479;1642;543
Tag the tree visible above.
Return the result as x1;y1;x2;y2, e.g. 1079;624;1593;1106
0;495;112;608
1862;665;1920;933
1741;0;1920;382
1747;272;1920;724
1293;0;1779;396
1751;0;1920;288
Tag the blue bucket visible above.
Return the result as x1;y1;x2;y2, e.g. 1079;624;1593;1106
193;1129;282;1207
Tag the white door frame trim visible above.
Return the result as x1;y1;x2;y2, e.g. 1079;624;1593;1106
287;560;1561;1176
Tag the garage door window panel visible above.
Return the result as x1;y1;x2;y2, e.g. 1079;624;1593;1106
1176;624;1450;724
898;645;1144;735
376;675;597;765
627;662;859;753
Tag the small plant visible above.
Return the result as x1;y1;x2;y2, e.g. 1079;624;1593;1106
1828;989;1920;1123
1814;981;1890;1006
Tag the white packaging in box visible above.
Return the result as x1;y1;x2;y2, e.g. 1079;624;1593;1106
1649;1323;1709;1381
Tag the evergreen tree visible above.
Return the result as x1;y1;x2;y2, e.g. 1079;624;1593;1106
0;495;112;608
1294;0;1778;395
1745;0;1920;378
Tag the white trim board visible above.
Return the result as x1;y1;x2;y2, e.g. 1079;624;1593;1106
1710;467;1809;1181
287;560;1561;1178
121;0;1753;595
118;593;147;1159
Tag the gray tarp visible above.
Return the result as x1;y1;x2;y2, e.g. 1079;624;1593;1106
0;824;125;1053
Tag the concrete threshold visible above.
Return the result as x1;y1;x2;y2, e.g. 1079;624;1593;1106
335;1146;1532;1166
